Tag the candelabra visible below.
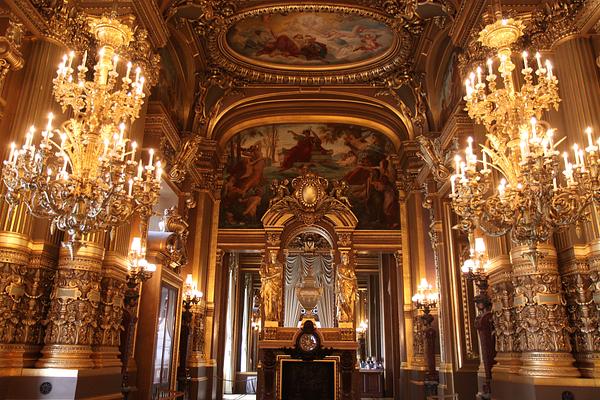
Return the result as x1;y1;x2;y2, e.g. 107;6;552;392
412;278;439;396
451;15;599;268
178;274;204;397
356;319;368;362
461;238;495;400
121;236;155;398
1;15;161;254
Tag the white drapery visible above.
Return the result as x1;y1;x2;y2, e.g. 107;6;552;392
284;253;335;327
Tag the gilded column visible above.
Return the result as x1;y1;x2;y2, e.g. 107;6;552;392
36;233;105;369
0;38;63;368
510;243;579;377
488;254;520;375
0;18;24;105
583;239;600;378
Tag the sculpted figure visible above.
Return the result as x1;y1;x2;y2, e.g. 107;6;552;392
269;178;290;207
260;250;283;322
330;180;352;208
336;251;357;323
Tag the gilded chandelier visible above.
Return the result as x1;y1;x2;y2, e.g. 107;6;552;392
2;16;161;251
450;16;599;266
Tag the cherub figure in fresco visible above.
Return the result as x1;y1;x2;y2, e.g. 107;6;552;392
353;33;382;52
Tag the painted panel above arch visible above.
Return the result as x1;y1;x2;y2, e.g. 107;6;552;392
220;123;399;230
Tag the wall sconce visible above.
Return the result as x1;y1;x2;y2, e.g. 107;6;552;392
128;236;156;283
412;278;439;396
183;274;203;309
461;237;495;400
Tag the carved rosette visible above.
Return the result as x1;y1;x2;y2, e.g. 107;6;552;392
37;245;104;369
510;244;579;377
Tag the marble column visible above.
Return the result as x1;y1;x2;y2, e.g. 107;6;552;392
510;243;579;378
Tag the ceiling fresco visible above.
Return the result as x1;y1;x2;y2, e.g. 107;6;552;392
220;123;399;230
225;12;395;68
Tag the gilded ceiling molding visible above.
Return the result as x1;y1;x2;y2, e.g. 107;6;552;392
3;0;47;36
208;89;413;151
0;18;25;94
204;4;415;85
522;0;587;50
132;0;169;48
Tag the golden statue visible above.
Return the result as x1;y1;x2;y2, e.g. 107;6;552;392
336;250;357;324
260;250;283;322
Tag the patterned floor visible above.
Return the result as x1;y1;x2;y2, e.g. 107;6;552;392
224;396;394;400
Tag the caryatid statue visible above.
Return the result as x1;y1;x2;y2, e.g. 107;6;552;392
260;249;283;322
336;250;358;324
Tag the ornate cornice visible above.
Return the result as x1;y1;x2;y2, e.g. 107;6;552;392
132;0;169;48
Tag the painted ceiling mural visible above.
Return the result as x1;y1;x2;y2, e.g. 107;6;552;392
220;123;399;230
226;12;394;67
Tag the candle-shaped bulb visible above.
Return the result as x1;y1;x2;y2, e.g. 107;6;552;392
545;60;553;77
126;62;132;80
46;113;54;132
113;54;119;71
148;148;154;167
487;58;493;75
586;127;594;148
130;141;137;162
67;51;75;68
128;179;133;197
81;50;87;68
137;160;143;179
454;154;461;173
522;51;529;69
135;66;141;83
535;52;542;70
530;117;537;139
476;66;482;84
156;161;162;180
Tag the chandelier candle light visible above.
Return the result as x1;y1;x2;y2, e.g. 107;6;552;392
1;16;161;255
450;16;599;268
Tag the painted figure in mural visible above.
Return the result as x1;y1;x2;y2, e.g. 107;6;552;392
330;180;352;208
220;123;398;229
227;13;394;66
261;250;283;322
336;251;357;324
280;128;330;170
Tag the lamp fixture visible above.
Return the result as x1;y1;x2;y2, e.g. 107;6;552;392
1;15;161;254
450;14;596;268
128;236;156;283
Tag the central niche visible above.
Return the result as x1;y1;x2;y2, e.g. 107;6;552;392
225;11;395;69
284;232;334;328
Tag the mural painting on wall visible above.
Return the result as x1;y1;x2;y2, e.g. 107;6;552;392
226;12;394;67
220;123;399;230
439;50;461;125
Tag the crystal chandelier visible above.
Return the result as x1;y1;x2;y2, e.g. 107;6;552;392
450;16;597;266
411;278;438;311
2;16;161;252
